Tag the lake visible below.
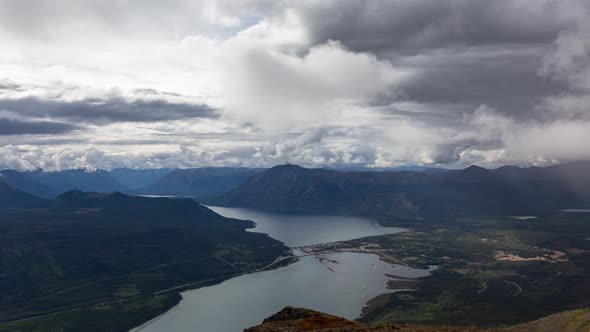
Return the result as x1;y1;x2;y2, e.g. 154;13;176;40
208;206;406;246
133;207;426;332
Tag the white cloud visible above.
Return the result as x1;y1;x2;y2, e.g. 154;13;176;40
458;105;590;166
538;3;590;119
218;39;409;130
0;1;589;170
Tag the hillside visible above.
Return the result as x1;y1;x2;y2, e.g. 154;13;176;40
246;306;590;332
0;168;174;197
509;308;590;332
137;167;264;198
245;307;496;332
0;181;49;208
0;170;56;198
0;191;290;331
0;169;128;196
213;163;590;219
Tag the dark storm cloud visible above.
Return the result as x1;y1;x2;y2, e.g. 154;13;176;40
0;118;80;135
294;0;581;122
300;0;571;54
387;49;568;118
0;96;219;125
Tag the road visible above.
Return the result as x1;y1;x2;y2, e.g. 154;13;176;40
505;280;523;296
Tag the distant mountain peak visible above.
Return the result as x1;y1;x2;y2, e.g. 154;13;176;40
57;189;124;200
464;165;489;173
136;167;264;197
54;190;128;207
496;165;521;171
271;164;305;170
265;164;310;176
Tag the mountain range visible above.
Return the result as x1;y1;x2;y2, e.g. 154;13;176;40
2;162;590;220
212;162;590;219
135;167;264;198
0;169;130;198
0;167;263;199
1;162;590;331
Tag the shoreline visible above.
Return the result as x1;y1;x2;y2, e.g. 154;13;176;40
129;214;410;331
296;235;438;322
127;253;299;331
129;242;409;331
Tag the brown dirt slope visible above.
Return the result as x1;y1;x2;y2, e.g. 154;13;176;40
246;307;590;332
244;307;497;332
508;308;590;332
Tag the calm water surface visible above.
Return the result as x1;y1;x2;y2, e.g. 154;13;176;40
133;207;425;332
208;206;406;246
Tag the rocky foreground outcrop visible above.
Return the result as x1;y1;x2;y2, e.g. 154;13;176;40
246;306;590;332
244;307;497;332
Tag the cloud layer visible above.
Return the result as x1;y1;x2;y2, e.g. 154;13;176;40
0;0;589;170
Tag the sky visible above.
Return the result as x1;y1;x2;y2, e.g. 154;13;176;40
0;0;589;171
